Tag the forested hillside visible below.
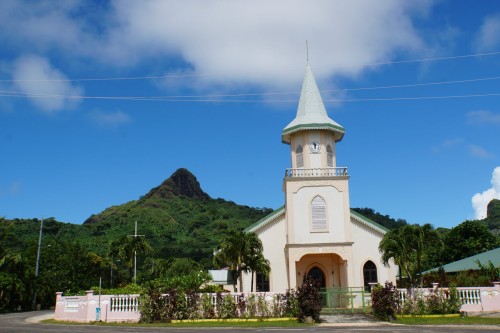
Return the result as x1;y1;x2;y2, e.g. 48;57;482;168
1;169;499;312
3;168;272;267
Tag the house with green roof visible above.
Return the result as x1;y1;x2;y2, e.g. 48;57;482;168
424;247;500;274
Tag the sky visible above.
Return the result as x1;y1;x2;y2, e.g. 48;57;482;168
1;0;499;229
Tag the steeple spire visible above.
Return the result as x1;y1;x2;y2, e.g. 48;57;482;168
282;64;344;144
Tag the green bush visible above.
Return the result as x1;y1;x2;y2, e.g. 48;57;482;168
246;294;257;318
399;285;461;316
284;289;299;318
218;294;236;319
139;287;168;323
201;293;215;318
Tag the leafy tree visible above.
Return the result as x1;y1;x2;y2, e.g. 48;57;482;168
165;258;202;278
110;235;153;282
352;208;408;230
379;224;441;287
213;230;269;292
442;220;499;263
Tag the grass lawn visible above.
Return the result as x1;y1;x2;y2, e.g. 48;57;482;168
43;318;311;328
396;316;500;325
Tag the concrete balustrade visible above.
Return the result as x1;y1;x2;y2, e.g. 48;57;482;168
54;283;500;322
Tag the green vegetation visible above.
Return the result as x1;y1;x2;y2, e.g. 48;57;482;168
379;224;442;287
44;318;306;327
1;168;499;314
351;207;409;230
213;230;270;292
396;316;500;325
486;199;500;236
371;282;399;321
0;168;271;312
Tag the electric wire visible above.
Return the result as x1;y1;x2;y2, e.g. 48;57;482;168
1;50;500;83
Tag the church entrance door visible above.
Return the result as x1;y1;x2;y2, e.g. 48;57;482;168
306;266;326;289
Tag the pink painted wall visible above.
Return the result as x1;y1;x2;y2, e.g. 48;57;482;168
54;291;140;323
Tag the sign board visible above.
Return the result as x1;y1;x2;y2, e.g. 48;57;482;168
96;307;101;321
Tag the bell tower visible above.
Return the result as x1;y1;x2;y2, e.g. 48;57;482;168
282;64;354;289
283;64;345;173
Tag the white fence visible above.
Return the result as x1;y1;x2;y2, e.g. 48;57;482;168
55;282;500;322
398;282;500;313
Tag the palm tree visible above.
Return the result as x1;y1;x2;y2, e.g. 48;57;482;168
379;224;441;288
213;230;270;292
110;235;153;283
248;252;270;292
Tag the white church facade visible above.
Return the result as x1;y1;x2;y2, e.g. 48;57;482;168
241;64;397;296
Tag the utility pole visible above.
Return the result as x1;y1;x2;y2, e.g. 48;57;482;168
129;221;144;284
33;217;44;310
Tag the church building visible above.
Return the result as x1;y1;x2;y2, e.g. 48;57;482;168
241;64;397;297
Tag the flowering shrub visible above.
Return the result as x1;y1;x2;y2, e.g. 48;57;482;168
296;276;322;323
371;282;399;321
399;285;461;315
139;290;295;323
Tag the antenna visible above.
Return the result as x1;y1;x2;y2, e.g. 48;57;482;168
306;40;309;62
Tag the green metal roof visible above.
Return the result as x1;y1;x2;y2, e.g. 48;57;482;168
350;209;390;233
244;206;388;235
244;206;285;233
282;64;344;144
424;247;500;274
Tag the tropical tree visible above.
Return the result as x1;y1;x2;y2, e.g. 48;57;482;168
213;230;270;292
442;220;499;263
379;224;441;287
110;235;153;282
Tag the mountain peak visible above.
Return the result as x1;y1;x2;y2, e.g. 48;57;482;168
143;168;210;200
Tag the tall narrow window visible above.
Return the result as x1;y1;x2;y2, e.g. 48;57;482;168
327;145;333;167
363;261;378;291
311;196;327;231
296;145;304;168
256;272;270;292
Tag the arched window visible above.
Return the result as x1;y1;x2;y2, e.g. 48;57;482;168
296;145;304;168
327;145;333;167
311;196;327;231
363;260;378;291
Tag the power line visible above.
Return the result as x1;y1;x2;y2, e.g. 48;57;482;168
2;89;500;103
2;74;500;101
363;51;500;67
1;50;500;83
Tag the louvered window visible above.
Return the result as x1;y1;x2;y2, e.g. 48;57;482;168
327;145;333;167
311;196;327;231
296;145;304;168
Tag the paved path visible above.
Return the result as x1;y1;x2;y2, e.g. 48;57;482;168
1;311;499;333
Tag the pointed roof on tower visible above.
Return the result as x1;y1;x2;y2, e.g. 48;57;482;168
282;64;344;144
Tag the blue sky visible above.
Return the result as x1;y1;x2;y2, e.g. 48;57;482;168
1;0;499;229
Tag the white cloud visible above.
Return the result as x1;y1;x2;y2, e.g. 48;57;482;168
467;144;494;159
1;0;434;90
432;138;463;154
474;13;500;52
89;110;131;127
12;55;83;113
472;167;500;219
432;139;494;159
467;110;500;125
106;0;430;88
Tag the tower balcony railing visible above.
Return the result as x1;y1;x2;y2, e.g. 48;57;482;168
285;167;348;178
